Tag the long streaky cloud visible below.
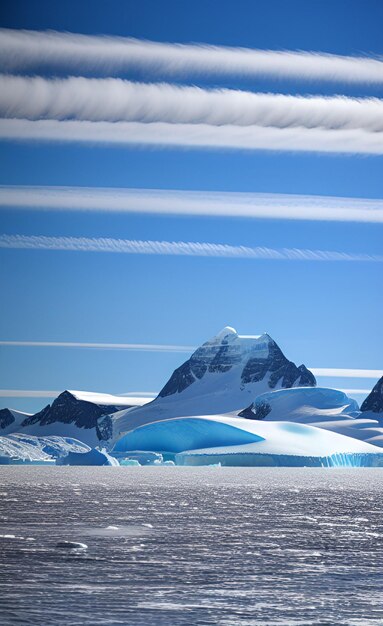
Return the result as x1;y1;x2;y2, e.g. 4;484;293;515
311;368;383;378
1;75;383;132
1;185;382;224
0;233;381;263
1;28;383;84
0;389;156;399
1;119;382;155
0;389;62;398
0;340;195;353
337;389;373;395
0;388;373;399
0;341;380;380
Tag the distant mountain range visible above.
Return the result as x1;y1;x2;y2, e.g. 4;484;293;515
0;327;381;452
0;390;149;446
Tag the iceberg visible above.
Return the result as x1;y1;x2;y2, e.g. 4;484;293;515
113;415;383;468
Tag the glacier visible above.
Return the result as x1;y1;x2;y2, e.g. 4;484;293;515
239;386;383;447
113;415;383;467
0;433;92;464
0;433;119;465
0;435;55;465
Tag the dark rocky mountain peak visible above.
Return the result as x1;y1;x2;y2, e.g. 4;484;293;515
361;377;383;414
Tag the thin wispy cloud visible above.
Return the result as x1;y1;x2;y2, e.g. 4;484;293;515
1;28;383;84
1;76;383;132
0;233;382;263
1;185;382;224
1;119;382;155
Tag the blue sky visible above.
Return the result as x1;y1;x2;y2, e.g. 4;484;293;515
0;0;382;412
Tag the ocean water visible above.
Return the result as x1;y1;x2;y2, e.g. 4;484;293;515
0;467;382;626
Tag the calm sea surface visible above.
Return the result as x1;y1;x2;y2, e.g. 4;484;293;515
0;467;382;626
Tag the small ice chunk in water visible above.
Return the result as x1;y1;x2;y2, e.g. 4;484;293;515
120;459;141;466
56;541;88;550
105;525;119;530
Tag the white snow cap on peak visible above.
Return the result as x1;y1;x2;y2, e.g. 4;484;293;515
209;327;273;345
240;332;269;340
212;326;238;342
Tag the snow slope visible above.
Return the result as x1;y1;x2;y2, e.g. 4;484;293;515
239;387;383;447
114;327;315;437
113;415;383;467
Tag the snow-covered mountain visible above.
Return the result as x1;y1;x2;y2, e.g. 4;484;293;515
113;327;316;437
361;377;383;414
238;386;383;447
3;390;150;447
0;408;31;435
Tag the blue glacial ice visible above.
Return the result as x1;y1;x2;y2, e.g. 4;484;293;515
57;447;119;466
112;450;164;465
113;415;383;468
114;418;264;454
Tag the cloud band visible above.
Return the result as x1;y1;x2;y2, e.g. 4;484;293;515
1;185;382;223
1;76;382;132
1;29;383;84
1;119;382;155
0;233;381;262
